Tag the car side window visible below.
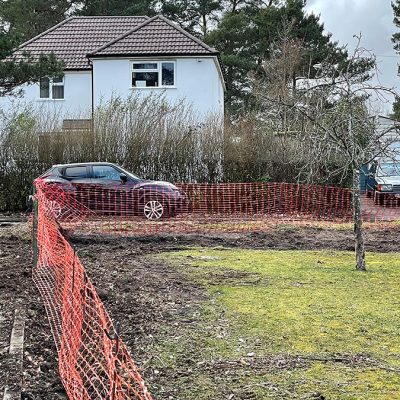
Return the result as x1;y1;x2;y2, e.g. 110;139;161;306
92;165;121;181
64;166;89;179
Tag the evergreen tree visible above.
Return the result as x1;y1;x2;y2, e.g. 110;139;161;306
207;0;348;112
392;96;400;121
0;27;18;60
392;0;400;52
160;0;222;37
77;0;156;17
0;51;64;96
0;1;65;96
0;0;77;43
223;0;281;13
0;26;64;96
205;10;255;109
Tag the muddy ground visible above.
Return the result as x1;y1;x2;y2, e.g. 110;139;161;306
0;222;65;399
0;222;399;399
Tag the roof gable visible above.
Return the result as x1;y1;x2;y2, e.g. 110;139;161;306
88;15;218;57
12;16;149;70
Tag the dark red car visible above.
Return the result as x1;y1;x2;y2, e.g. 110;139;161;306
32;162;186;220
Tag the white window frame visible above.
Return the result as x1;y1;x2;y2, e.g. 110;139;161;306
39;76;65;100
131;61;176;89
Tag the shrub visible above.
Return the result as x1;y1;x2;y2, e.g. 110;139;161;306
0;93;347;211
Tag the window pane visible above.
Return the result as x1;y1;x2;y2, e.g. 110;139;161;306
64;166;88;179
40;77;50;98
132;72;159;87
93;166;121;180
162;62;174;86
52;76;63;83
52;85;64;99
133;63;158;70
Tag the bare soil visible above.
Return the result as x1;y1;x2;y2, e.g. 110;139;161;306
0;223;399;399
70;224;400;253
0;223;65;400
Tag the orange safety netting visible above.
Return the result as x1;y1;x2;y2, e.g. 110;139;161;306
33;180;153;400
32;179;400;399
33;180;370;235
34;179;400;234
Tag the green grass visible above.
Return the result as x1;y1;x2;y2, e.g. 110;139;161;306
157;249;400;399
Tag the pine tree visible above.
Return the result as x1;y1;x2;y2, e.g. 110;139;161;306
77;0;156;17
392;0;400;52
392;96;400;121
207;0;348;112
160;0;222;37
0;0;77;43
0;1;66;96
0;26;64;96
0;52;64;96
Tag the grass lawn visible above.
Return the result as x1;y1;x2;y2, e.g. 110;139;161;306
156;249;400;399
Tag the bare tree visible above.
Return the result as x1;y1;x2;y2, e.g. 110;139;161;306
254;35;400;271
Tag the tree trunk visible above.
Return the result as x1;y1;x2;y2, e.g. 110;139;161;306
353;169;366;271
202;14;207;37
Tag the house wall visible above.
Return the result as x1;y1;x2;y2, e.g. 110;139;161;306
92;57;224;118
0;58;225;123
0;71;92;121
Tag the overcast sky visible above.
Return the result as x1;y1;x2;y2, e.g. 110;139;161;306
305;0;398;114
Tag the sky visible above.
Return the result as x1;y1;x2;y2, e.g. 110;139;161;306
305;0;398;114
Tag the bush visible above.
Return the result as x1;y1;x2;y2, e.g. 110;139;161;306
0;93;347;211
0;107;46;210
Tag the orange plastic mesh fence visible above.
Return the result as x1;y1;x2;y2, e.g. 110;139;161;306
34;179;400;235
33;179;399;398
33;180;153;400
33;180;379;235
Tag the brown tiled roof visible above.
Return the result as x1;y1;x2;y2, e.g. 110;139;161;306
13;16;149;70
12;15;218;70
89;15;218;57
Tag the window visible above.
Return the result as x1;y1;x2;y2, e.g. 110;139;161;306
162;62;174;86
40;77;64;99
40;78;50;98
92;165;121;181
378;163;400;177
64;166;88;179
132;61;175;88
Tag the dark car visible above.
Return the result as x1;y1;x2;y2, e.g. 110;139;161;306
366;160;400;205
31;162;186;220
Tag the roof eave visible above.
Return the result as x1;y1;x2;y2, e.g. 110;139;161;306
87;52;219;58
64;66;92;71
213;56;227;92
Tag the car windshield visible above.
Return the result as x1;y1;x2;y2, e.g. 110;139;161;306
118;165;141;180
39;168;52;177
40;167;61;178
378;162;400;176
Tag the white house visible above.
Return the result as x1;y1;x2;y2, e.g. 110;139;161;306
0;15;225;122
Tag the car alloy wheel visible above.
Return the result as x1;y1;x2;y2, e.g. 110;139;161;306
143;200;164;220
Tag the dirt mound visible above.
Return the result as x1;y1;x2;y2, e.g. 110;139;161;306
70;225;400;253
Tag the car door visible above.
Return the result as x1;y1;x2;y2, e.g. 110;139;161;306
90;165;130;214
62;165;92;208
366;162;378;193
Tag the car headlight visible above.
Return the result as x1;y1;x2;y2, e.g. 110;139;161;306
377;184;393;192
